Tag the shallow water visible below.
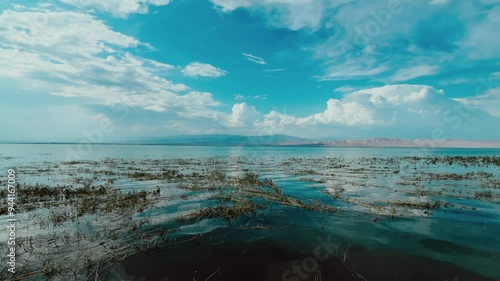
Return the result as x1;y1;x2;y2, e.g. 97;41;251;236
0;144;499;280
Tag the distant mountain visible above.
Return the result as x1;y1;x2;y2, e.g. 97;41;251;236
4;135;499;148
122;136;500;148
276;138;500;148
129;134;307;146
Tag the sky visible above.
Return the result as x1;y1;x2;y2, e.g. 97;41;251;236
0;0;499;142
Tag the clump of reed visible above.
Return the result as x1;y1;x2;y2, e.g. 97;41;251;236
177;200;262;223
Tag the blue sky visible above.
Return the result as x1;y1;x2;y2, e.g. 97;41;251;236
0;0;499;141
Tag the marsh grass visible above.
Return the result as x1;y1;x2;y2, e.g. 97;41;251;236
0;181;163;281
2;154;499;280
475;190;494;200
177;200;262;222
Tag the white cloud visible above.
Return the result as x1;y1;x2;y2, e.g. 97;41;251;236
309;98;376;125
390;65;440;82
60;0;171;18
0;9;222;118
232;94;268;101
242;53;267;65
255;110;302;130
454;88;500;117
318;60;388;81
226;103;262;127
251;94;268;100
309;1;473;82
0;10;141;56
253;85;451;131
182;62;228;78
213;0;499;88
210;0;347;30
460;6;500;59
351;84;442;105
334;86;358;93
439;72;500;86
234;94;246;101
263;68;286;72
439;78;477;86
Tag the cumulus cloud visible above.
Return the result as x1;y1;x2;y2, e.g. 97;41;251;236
249;85;454;133
245;83;500;138
60;0;171;17
226;103;262;127
182;62;228;78
301;85;442;126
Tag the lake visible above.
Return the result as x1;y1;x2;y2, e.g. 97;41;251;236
0;144;499;281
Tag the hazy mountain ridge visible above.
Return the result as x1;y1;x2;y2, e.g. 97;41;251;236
277;138;500;148
129;134;307;145
131;135;500;148
4;135;500;148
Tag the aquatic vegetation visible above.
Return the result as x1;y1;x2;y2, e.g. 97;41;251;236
177;200;262;222
475;190;494;200
304;199;338;213
237;171;260;186
388;200;445;209
2;153;499;280
292;169;319;175
207;169;227;182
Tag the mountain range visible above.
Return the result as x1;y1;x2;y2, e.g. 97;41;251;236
124;135;500;148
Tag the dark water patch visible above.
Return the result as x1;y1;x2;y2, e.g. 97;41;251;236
112;229;497;281
419;238;491;258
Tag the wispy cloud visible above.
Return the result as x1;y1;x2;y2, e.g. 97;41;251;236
263;68;286;72
333;86;359;93
60;0;171;18
390;65;440;82
210;0;334;30
318;61;388;81
439;78;477;86
233;94;268;101
182;62;227;78
242;53;267;65
454;88;500;117
251;94;268;100
233;94;246;101
0;8;222;117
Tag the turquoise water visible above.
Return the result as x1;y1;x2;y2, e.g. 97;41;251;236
1;144;499;163
1;144;499;280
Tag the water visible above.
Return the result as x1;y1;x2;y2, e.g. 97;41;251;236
1;144;499;163
0;144;499;280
